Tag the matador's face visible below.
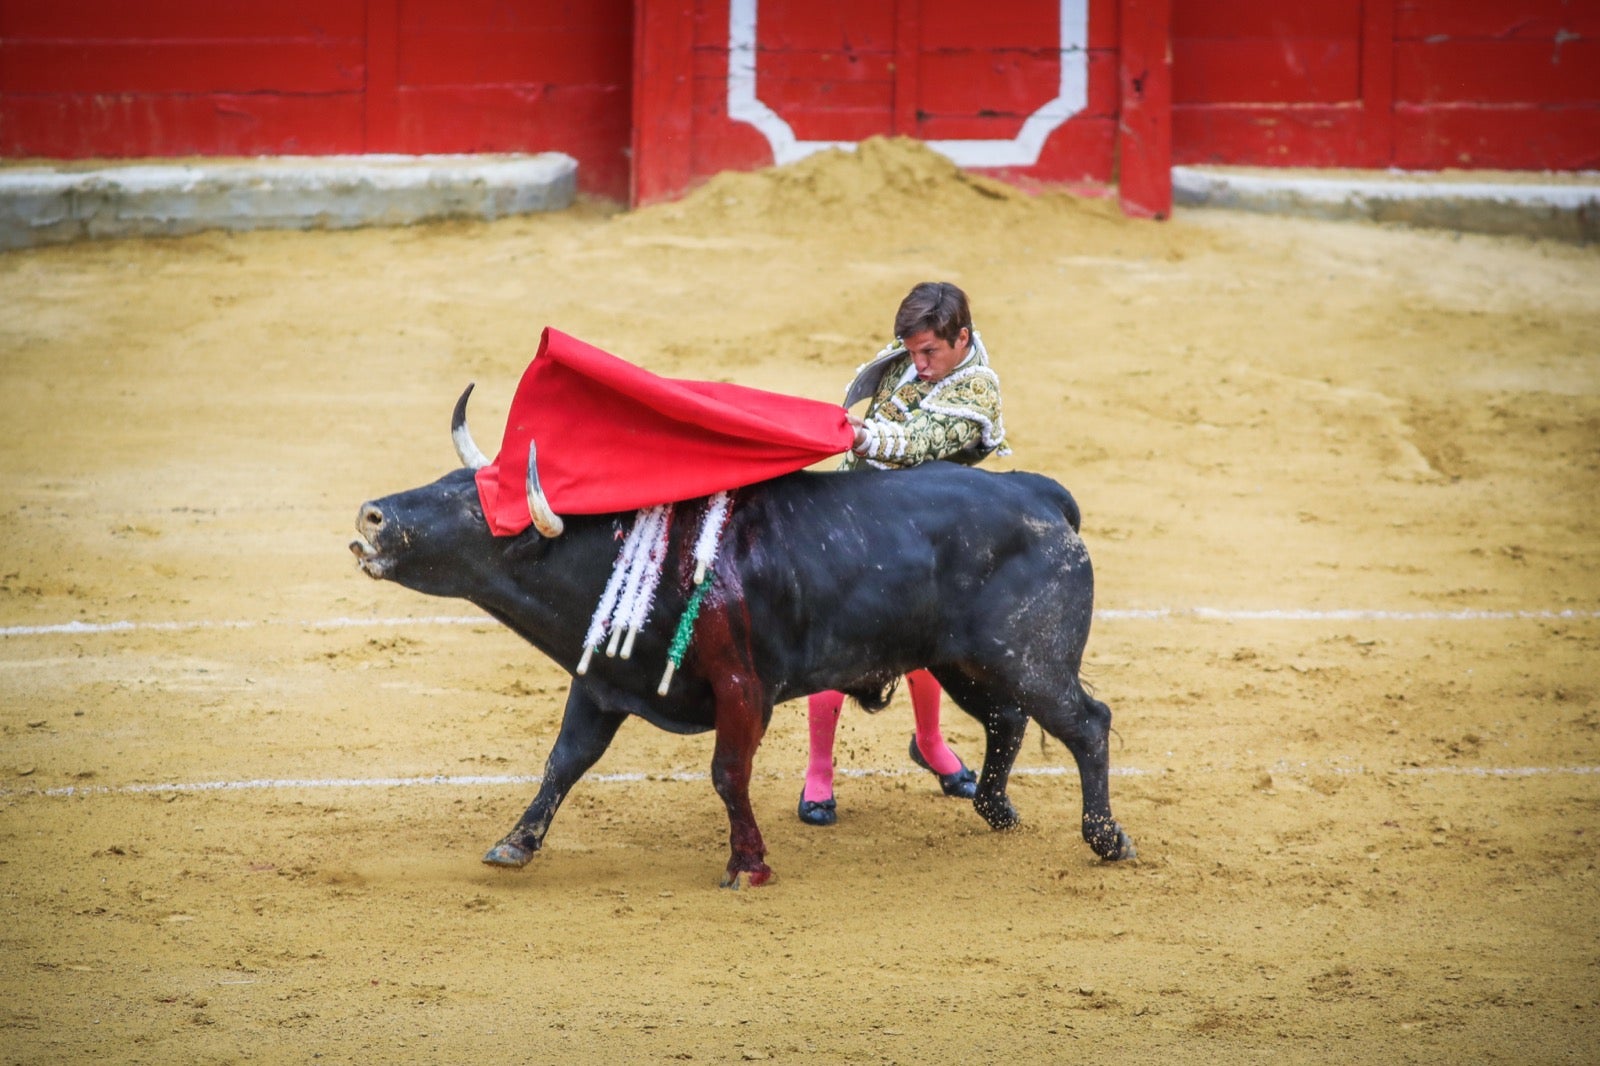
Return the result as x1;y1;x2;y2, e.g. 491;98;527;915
904;326;971;384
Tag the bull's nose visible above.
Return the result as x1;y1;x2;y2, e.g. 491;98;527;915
357;502;385;537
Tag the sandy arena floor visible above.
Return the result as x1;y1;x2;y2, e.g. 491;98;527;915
2;140;1597;1063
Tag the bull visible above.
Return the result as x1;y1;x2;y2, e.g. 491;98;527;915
349;388;1135;886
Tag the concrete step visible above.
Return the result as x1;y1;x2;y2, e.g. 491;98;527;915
1174;165;1600;241
0;152;577;251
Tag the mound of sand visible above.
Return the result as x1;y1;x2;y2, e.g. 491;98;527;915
631;136;1176;256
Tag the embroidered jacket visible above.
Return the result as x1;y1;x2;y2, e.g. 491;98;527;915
844;344;1008;471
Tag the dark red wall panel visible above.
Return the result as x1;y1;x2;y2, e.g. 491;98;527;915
1174;104;1373;167
1395;0;1600;40
757;0;896;50
1394;105;1600;170
398;20;631;89
1;93;366;158
922;0;1063;45
753;51;895;143
0;1;363;38
394;84;633;194
915;50;1065;114
0;0;634;200
916;50;1120;141
1173;39;1361;105
1396;40;1600;105
1173;1;1359;38
386;0;633;197
1173;0;1598;171
1;41;365;95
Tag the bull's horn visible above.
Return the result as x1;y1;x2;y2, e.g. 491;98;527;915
525;440;565;538
451;384;491;470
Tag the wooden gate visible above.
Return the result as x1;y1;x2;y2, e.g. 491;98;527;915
631;0;1170;214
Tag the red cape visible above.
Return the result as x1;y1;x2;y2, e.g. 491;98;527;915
476;328;855;536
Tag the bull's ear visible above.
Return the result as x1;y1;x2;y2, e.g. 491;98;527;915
505;528;554;565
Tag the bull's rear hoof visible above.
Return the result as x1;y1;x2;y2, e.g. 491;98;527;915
482;841;534;869
720;863;773;890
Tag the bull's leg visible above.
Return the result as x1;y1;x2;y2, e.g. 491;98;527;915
1032;687;1136;861
692;588;775;888
973;704;1028;831
709;691;773;889
483;685;624;869
935;673;1026;830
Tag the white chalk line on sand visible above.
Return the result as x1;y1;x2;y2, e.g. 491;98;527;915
5;609;1595;797
6;763;1596;801
5;607;1599;638
0;616;489;638
1103;607;1600;622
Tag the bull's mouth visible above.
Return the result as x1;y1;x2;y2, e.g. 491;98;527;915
349;536;392;579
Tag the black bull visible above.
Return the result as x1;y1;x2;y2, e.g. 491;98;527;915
349;399;1135;886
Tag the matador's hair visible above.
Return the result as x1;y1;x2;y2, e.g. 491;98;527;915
894;281;973;348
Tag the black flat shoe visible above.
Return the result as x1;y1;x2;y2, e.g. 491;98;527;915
797;789;837;826
909;736;978;799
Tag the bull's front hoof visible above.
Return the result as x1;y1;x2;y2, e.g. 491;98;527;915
482;841;535;869
1103;829;1138;862
719;863;773;890
974;795;1020;831
1084;817;1137;861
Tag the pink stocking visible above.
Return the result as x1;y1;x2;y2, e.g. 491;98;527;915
908;669;963;775
804;690;845;802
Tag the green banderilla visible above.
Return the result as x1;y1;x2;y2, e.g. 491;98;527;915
657;572;713;695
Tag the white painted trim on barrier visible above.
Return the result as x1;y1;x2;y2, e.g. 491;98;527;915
5;606;1598;639
726;0;1089;168
7;762;1596;801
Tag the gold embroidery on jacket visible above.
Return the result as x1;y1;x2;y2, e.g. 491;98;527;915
845;353;1006;471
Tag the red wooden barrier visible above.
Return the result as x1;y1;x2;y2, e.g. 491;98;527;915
0;1;367;157
1171;0;1599;171
0;0;636;200
2;1;1594;210
1393;0;1600;170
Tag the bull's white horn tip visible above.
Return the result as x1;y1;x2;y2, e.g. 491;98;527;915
524;440;565;538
